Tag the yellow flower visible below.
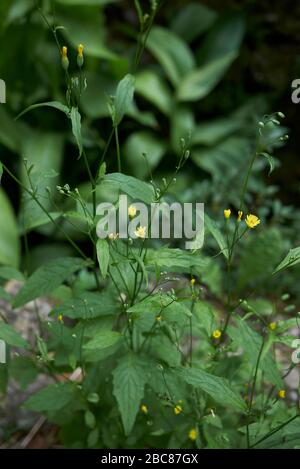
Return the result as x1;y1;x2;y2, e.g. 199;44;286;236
224;209;231;219
174;404;183;415
57;314;63;323
237;210;243;222
190;278;196;286
134;226;146;239
268;322;277;331
278;389;286;399
156;315;162;322
245;214;260;229
141;404;148;414
61;46;68;58
77;44;84;57
61;46;69;71
77;43;84;67
188;428;197;441
128;205;137;218
212;329;222;339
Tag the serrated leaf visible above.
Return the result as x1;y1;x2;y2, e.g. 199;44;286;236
112;353;147;435
180;367;246;412
24;383;78;412
0;321;28;348
51;291;116;319
84;330;122;350
14;257;87;308
145;247;208;271
96;238;109;279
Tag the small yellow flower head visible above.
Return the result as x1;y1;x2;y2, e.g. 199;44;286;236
61;46;69;71
268;322;277;331
156;315;162;322
188;428;197;441
237;210;243;222
134;226;146;239
278;389;286;399
141;404;148;414
224;209;231;219
174;404;183;415
212;329;222;339
245;214;260;229
190;278;196;286
77;43;84;68
57;314;63;323
128;205;137;218
108;233;118;240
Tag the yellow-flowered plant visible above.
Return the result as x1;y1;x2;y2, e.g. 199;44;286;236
224;209;231;219
245;214;260;229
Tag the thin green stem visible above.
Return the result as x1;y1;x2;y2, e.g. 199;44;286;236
115;126;121;172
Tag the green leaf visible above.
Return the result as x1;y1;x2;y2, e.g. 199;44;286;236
261;152;276;176
135;70;173;115
51;291;116;319
112;353;147;435
125;131;166;179
198;13;245;64
14;257;87;308
0;107;24;153
70;107;83;158
273;247;300;275
177;52;237;101
238;229;282;288
127;293;191;325
96;238;109;279
9;357;38;390
16;101;69;120
0;321;28;348
228;317;283;388
180;367;246;412
145;247;208;271
104;172;155;204
58;5;117;60
191;118;242;146
170;105;195;154
24;383;78;412
113;74;135;126
171;3;217;43
0;266;24;281
0;188;20;267
147;26;195;86
0;161;2;183
20;132;64;231
204;214;229;259
84;410;96;429
84;330;122;351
